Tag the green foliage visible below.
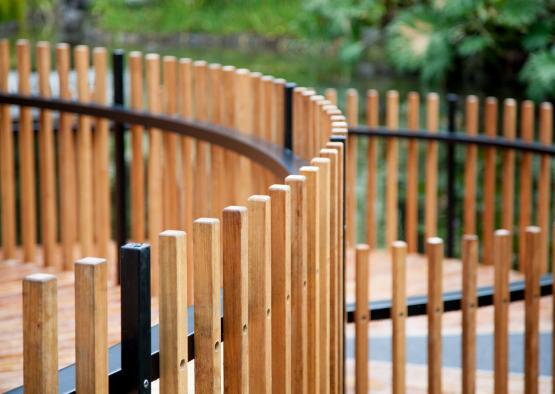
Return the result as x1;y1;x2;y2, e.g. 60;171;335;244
386;0;555;99
0;0;26;24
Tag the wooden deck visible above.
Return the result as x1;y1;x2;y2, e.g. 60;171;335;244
0;248;551;392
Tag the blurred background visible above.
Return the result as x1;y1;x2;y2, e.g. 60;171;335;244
1;0;554;101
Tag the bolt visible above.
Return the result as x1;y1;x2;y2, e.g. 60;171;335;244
143;379;149;388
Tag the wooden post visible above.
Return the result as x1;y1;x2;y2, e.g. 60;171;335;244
406;92;419;253
194;218;222;394
524;226;541;394
366;90;379;249
269;185;292;394
494;229;511;394
537;103;552;273
74;44;94;258
391;241;406;394
159;231;188;393
462;235;478;394
23;273;58;393
312;157;331;394
193;61;211;217
129;52;145;242
325;88;337;105
248;196;272;393
75;258;108;393
355;244;369;394
427;237;443;394
519;101;534;271
221;65;238;206
385;90;399;245
17;39;37;262
285;175;308;394
425;93;439;238
293;87;307;158
463;96;478;235
501;99;516;232
93;47;111;263
346;88;358;248
300;166;320;393
222;206;249;393
0;39;16;260
209;64;225;213
36;41;58;268
56;43;77;268
483;98;497;265
273;79;286;147
146;53;163;296
235;69;254;202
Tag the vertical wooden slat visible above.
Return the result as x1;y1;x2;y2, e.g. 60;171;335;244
427;237;443;394
285;175;308;394
194;218;222;394
162;56;180;229
312;157;331;394
193;61;211;217
537;103;552;273
519;100;534;271
385;90;399;245
524;226;541;394
355;244;369;394
23;273;58;393
17;39;37;262
209;64;225;213
483;98;498;265
248;196;272;393
0;39;16;260
159;231;188;393
300;90;314;159
425;93;439;238
494;229;511;394
222;206;249;394
406;92;419;253
462;235;478;394
235;69;254;202
93;47;111;263
391;241;406;394
300;166;320;393
292;87;307;158
269;185;292;394
75;257;108;393
501;99;516;232
56;43;77;268
36;42;58;267
309;95;324;157
325;88;337;105
146;53;163;296
366;89;379;248
346;88;358;248
273;79;286;147
463;96;478;235
129;52;145;242
221;65;237;206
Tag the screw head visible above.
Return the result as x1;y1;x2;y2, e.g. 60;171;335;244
143;379;149;388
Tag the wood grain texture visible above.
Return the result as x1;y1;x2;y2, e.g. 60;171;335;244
462;235;478;394
385;90;399;245
0;39;16;260
391;241;406;394
292;87;307;158
406;92;419;253
346;88;358;247
247;196;272;394
299;166;320;394
56;43;77;268
193;218;222;394
208;64;224;214
36;42;58;268
222;206;249;394
501;99;516;232
74;44;94;258
524;226;540;394
23;273;58;393
75;258;108;393
494;229;511;394
235;69;254;202
518;101;534;272
193;61;211;217
427;237;443;394
285;175;308;394
482;98;497;265
269;185;292;394
129;52;145;242
366;89;379;249
17;39;37;262
325;88;337;105
355;244;369;394
159;231;188;394
463;96;478;235
425;93;439;238
221;66;238;207
536;103;552;274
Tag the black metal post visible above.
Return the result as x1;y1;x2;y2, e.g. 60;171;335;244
113;49;127;279
284;82;296;151
121;243;152;393
446;94;458;258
